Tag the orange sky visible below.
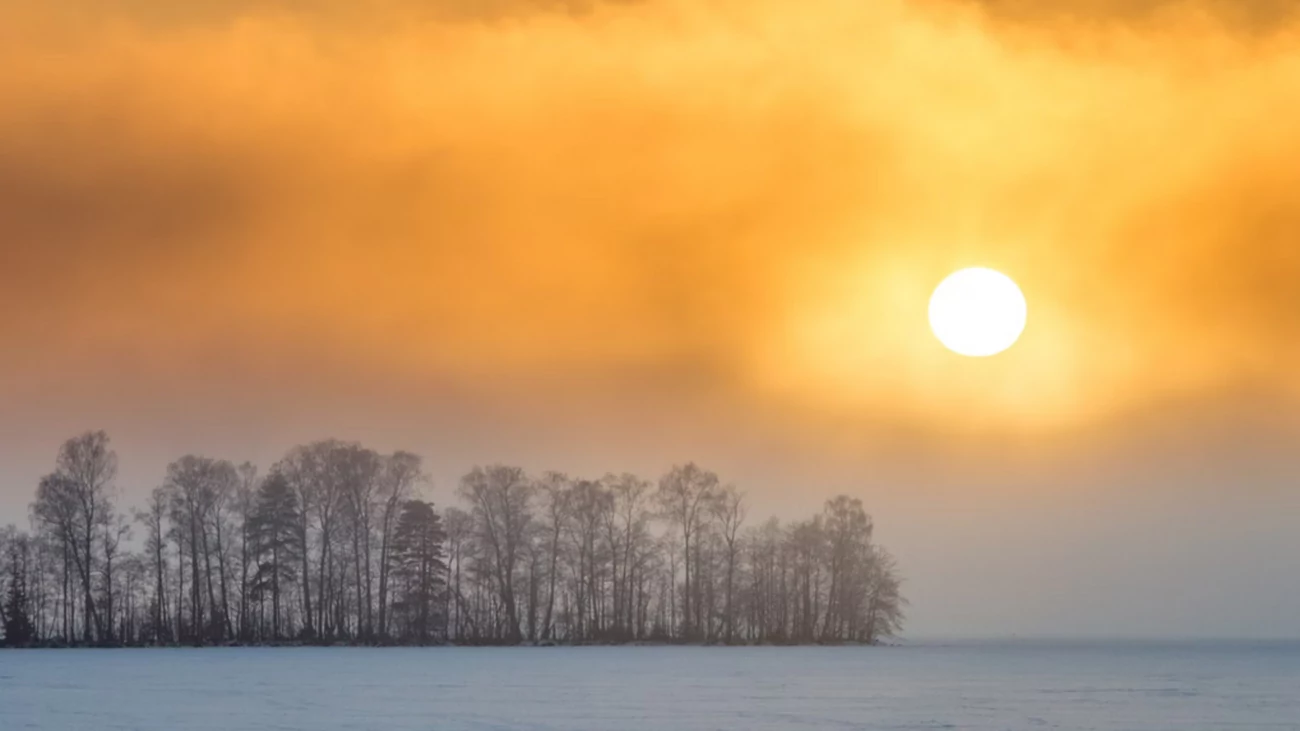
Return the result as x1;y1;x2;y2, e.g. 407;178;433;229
1;0;1298;637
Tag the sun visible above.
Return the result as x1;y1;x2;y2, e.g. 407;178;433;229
929;268;1027;357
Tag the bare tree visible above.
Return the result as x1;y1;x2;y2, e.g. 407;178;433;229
334;444;381;638
821;495;872;641
862;545;907;643
161;456;237;642
457;465;534;643
31;431;118;643
534;473;571;641
275;443;334;638
234;463;259;640
602;474;651;639
563;479;610;640
712;485;746;643
655;463;719;641
441;507;474;641
99;510;131;643
135;487;171;643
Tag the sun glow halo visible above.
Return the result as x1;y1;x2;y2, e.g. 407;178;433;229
929;268;1027;357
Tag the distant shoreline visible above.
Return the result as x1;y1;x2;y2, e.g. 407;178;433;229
2;639;897;650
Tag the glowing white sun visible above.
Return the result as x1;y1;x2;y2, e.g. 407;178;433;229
929;268;1027;357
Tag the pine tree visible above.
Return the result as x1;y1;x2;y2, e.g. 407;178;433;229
3;543;36;647
248;473;302;641
389;501;447;644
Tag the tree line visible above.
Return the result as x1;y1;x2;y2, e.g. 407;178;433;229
1;431;906;648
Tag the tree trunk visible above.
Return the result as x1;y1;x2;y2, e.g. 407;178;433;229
298;518;313;638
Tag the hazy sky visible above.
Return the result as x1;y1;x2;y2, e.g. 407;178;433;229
2;0;1298;639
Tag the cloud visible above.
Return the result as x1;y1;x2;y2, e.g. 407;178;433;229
1;0;1298;442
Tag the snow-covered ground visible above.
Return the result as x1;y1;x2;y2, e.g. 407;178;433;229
2;642;1298;730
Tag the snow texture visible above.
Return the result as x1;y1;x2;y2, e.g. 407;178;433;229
2;641;1299;730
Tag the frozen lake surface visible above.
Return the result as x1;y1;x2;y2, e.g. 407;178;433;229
2;641;1299;730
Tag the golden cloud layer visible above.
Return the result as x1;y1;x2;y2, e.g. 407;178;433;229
2;0;1298;438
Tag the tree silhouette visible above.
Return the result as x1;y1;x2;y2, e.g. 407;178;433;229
7;430;907;648
3;535;36;647
388;500;446;644
248;473;302;641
